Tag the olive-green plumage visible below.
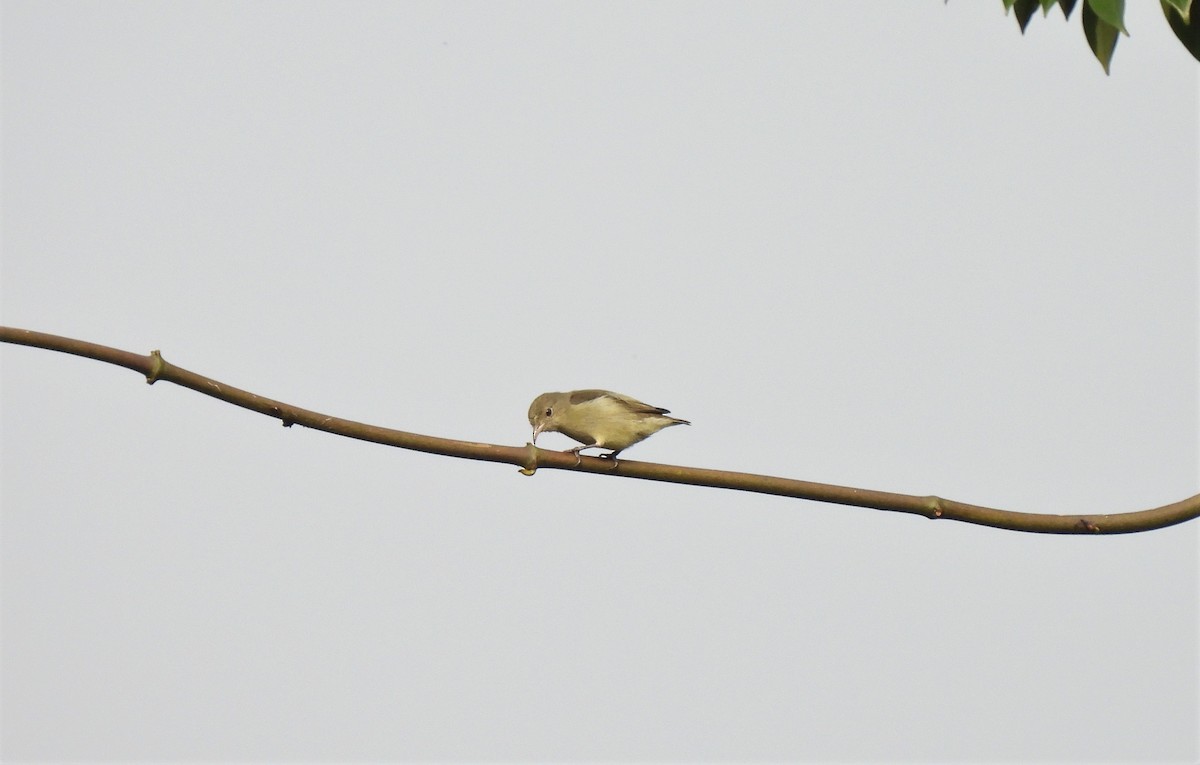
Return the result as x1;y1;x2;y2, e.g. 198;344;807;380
527;389;690;459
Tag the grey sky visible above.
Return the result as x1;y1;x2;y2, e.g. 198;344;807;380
2;1;1197;761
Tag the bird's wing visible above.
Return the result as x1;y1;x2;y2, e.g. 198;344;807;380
571;389;671;415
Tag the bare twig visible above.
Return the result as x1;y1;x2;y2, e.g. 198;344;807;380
3;325;1197;535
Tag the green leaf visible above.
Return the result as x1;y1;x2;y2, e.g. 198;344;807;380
1060;0;1078;19
1161;0;1191;22
1039;0;1059;11
1015;0;1040;31
1083;0;1121;72
1002;0;1017;10
1162;0;1200;60
1086;0;1128;33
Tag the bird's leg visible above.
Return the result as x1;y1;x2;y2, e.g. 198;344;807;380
566;443;597;468
598;449;622;470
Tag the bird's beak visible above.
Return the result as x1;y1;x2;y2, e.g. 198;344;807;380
531;424;542;445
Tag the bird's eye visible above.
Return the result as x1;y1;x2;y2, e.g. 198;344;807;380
544;408;553;417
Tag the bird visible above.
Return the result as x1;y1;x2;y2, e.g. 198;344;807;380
527;389;690;463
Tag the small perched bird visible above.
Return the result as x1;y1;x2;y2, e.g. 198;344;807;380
528;389;690;462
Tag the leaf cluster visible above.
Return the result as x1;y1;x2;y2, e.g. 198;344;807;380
999;0;1198;73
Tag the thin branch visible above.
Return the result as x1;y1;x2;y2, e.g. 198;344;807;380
3;325;1197;535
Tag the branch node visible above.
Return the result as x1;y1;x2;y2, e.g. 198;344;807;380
146;350;166;384
1076;518;1101;533
519;443;540;476
924;495;945;519
271;405;295;427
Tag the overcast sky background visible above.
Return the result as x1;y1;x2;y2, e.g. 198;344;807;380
2;2;1198;761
